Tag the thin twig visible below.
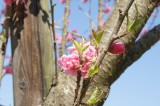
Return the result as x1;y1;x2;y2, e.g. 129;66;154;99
54;25;86;38
73;77;84;106
78;6;96;29
88;0;92;31
50;0;58;85
60;0;70;56
98;0;103;30
73;71;81;104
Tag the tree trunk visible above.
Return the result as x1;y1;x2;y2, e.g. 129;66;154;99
10;1;54;106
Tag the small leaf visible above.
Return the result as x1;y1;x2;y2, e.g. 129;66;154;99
91;39;98;46
88;64;99;77
87;87;103;105
71;39;82;54
127;4;142;32
82;45;89;52
92;29;97;39
126;12;130;30
0;29;6;43
127;18;143;32
95;30;104;44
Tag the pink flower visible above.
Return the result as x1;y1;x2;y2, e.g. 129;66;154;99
72;29;78;33
68;46;78;54
82;0;88;3
99;19;105;28
21;0;26;4
109;41;125;54
66;32;73;43
55;33;62;44
58;41;97;76
59;0;66;4
139;28;148;38
68;20;70;26
58;54;81;76
81;62;91;76
157;2;160;7
6;56;12;62
83;45;97;62
4;0;13;6
102;7;111;13
1;10;5;14
3;66;12;74
3;0;25;5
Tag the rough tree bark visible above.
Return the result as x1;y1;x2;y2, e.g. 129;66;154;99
4;0;159;106
6;1;54;106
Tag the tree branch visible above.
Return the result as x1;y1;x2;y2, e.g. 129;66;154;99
50;1;58;85
96;0;134;67
123;24;160;70
60;0;70;56
98;0;103;30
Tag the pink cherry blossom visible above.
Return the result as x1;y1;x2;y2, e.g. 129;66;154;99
58;54;81;76
102;6;111;13
72;29;78;33
59;0;66;4
157;2;160;7
99;19;105;28
139;28;148;38
58;41;97;76
83;45;97;62
66;32;73;43
1;10;5;14
4;0;13;6
4;0;26;5
3;66;12;74
109;41;125;54
55;33;62;44
6;56;12;62
82;0;88;3
21;0;26;4
81;62;91;76
68;20;70;26
68;46;78;54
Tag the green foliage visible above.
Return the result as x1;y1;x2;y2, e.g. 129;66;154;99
71;39;89;55
87;64;99;77
126;4;143;32
71;39;83;55
0;29;6;43
82;45;89;53
91;29;104;45
87;87;103;105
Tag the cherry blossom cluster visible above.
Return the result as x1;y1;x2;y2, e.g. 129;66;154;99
58;39;125;77
58;42;97;76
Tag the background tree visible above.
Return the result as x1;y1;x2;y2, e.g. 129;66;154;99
1;0;160;106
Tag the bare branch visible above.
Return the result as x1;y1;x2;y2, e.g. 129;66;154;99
98;0;103;30
60;0;70;56
50;1;58;85
78;6;96;29
123;24;160;70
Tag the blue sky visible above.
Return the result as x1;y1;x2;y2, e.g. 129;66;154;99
0;0;160;106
